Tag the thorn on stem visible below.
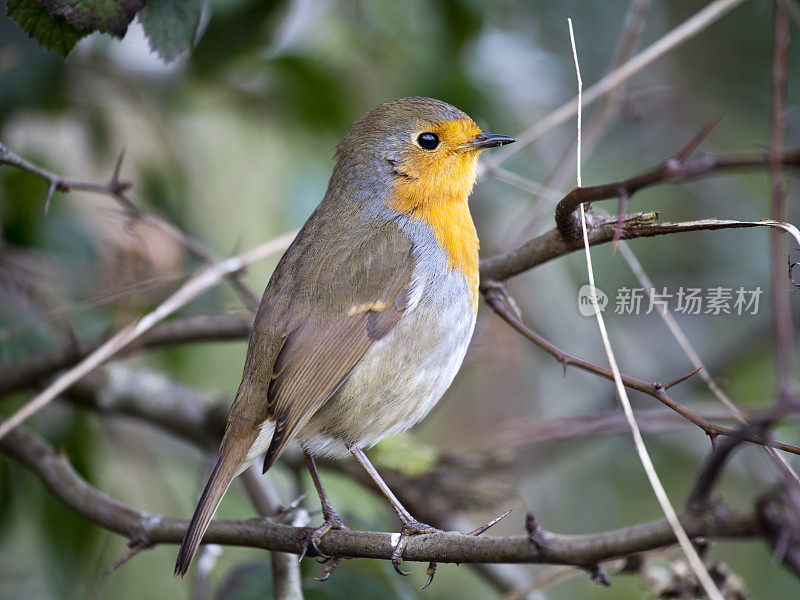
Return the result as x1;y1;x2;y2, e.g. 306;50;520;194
467;509;512;536
525;512;547;551
659;367;702;391
110;148;132;194
113;147;125;181
44;180;57;215
103;540;148;577
296;530;309;562
673;115;723;163
525;512;537;536
277;492;307;519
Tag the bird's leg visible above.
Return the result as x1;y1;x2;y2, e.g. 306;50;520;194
302;450;349;561
349;445;443;576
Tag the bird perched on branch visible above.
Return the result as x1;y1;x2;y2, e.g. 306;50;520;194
175;96;515;577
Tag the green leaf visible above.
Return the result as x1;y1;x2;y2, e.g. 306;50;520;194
139;0;204;62
6;0;87;56
40;0;146;38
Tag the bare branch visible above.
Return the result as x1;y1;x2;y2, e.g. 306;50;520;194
616;240;800;488
0;314;252;397
565;26;723;587
768;0;798;406
483;406;760;450
482;283;800;457
0;425;763;568
500;566;579;600
487;0;747;168
687;423;769;512
480;213;794;288
0;140;259;309
0;232;295;440
6;213;787;401
2;212;794;418
553;148;800;238
518;0;653;237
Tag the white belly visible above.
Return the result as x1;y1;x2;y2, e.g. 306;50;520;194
298;265;476;457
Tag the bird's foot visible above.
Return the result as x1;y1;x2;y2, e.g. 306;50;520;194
394;510;513;589
391;518;443;577
298;509;350;563
311;511;349;560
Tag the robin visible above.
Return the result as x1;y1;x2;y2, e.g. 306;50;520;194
174;96;515;577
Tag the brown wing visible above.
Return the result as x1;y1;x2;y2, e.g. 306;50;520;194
257;218;415;471
176;197;416;577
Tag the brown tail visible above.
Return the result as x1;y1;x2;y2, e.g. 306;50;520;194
174;451;242;577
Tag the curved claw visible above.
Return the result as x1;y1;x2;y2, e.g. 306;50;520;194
389;519;442;578
314;557;342;582
420;562;437;590
390;531;410;572
315;554;333;564
302;513;349;562
315;570;332;583
393;560;413;576
311;537;333;559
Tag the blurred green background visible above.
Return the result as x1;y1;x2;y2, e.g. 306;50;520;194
1;0;798;598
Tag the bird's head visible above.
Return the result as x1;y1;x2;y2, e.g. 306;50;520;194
334;97;515;213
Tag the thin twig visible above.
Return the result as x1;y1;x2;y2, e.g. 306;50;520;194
487;0;747;169
6;215;792;400
481;213;800;285
241;467;306;600
616;240;800;488
482;286;800;455
483;405;773;450
567;25;723;597
0;231;296;440
553;148;800;238
768;0;798;406
578;205;724;600
0;140;260;310
103;541;149;577
3;215;792;406
59;362;564;596
499;566;578;600
568;19;582;188
0;314;253;397
686;423;769;511
507;0;653;244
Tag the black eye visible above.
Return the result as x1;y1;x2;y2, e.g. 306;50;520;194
417;132;440;150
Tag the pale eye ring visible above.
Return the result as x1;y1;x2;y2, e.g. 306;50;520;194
416;132;440;150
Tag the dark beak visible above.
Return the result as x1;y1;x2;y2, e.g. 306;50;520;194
466;133;517;150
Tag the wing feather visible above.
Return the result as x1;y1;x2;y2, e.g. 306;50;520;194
259;221;415;471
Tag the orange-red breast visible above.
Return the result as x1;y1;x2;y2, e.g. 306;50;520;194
175;96;515;576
